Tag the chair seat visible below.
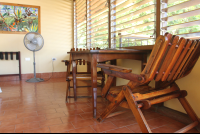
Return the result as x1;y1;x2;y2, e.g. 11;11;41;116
108;85;154;97
105;85;154;109
68;74;104;80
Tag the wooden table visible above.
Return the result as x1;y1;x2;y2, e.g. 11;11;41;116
67;48;151;118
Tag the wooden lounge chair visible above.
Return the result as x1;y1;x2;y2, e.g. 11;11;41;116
62;47;105;102
96;33;200;133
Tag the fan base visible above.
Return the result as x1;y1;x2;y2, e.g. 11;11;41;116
26;78;44;83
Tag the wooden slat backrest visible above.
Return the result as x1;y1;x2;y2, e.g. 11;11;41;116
176;40;200;80
142;33;200;83
141;33;172;82
167;40;196;81
154;35;179;81
163;39;200;81
159;37;188;81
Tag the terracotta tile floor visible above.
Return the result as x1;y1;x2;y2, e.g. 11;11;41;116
0;78;199;133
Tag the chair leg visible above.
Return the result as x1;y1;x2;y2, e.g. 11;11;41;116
97;90;125;122
66;80;70;103
101;78;105;89
101;76;114;98
123;86;152;133
179;96;200;123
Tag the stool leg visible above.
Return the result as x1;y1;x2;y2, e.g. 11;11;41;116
66;80;70;103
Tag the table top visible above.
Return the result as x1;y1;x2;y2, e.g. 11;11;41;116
67;47;151;54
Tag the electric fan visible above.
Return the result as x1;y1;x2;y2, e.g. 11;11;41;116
24;32;44;83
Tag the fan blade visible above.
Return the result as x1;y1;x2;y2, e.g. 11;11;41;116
36;37;43;46
26;33;35;41
27;43;37;51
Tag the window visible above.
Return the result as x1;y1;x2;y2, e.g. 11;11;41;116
74;0;87;48
74;0;158;48
87;0;109;49
161;0;200;39
110;0;156;48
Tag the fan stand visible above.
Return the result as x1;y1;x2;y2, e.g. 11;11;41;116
26;51;44;83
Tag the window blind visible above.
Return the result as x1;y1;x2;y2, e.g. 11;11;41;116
74;0;87;48
161;0;200;39
110;0;156;48
87;0;109;49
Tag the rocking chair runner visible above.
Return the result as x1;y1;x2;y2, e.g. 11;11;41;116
96;33;200;133
62;47;105;102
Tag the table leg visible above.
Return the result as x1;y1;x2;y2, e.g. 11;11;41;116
91;55;97;118
72;60;77;101
110;60;117;86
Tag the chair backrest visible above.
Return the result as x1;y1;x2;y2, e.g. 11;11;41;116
141;33;200;83
71;47;100;65
68;47;101;73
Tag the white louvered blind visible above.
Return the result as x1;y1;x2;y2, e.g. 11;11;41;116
87;0;109;49
161;0;200;39
74;0;87;48
110;0;156;48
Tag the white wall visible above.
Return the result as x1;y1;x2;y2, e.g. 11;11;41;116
0;0;73;74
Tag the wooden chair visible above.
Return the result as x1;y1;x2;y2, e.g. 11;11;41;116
62;47;105;102
96;33;200;133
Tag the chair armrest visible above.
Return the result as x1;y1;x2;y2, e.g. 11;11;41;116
97;64;145;83
97;64;132;73
62;60;70;66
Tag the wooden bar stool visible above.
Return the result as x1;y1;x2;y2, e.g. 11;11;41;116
62;47;105;102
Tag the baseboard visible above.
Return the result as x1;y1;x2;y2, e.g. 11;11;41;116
151;105;200;132
0;72;67;82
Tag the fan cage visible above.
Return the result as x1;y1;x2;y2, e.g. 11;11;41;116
24;32;44;52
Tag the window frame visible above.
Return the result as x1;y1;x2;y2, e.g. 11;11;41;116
75;0;200;49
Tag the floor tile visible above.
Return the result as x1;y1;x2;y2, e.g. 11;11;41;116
15;122;41;132
166;120;186;131
0;125;15;133
37;109;57;115
152;125;176;133
17;111;38;118
110;111;134;121
39;118;63;127
71;119;97;129
143;112;163;120
23;127;51;133
126;123;142;133
105;127;133;133
43;104;60;110
4;108;24;115
0;105;19;111
0;114;17;121
61;115;84;123
80;112;100;120
45;112;67;120
81;107;94;113
90;122;118;133
67;126;96;133
23;115;46;123
64;109;84;115
111;117;137;127
0;118;24;127
147;117;171;129
49;123;75;133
